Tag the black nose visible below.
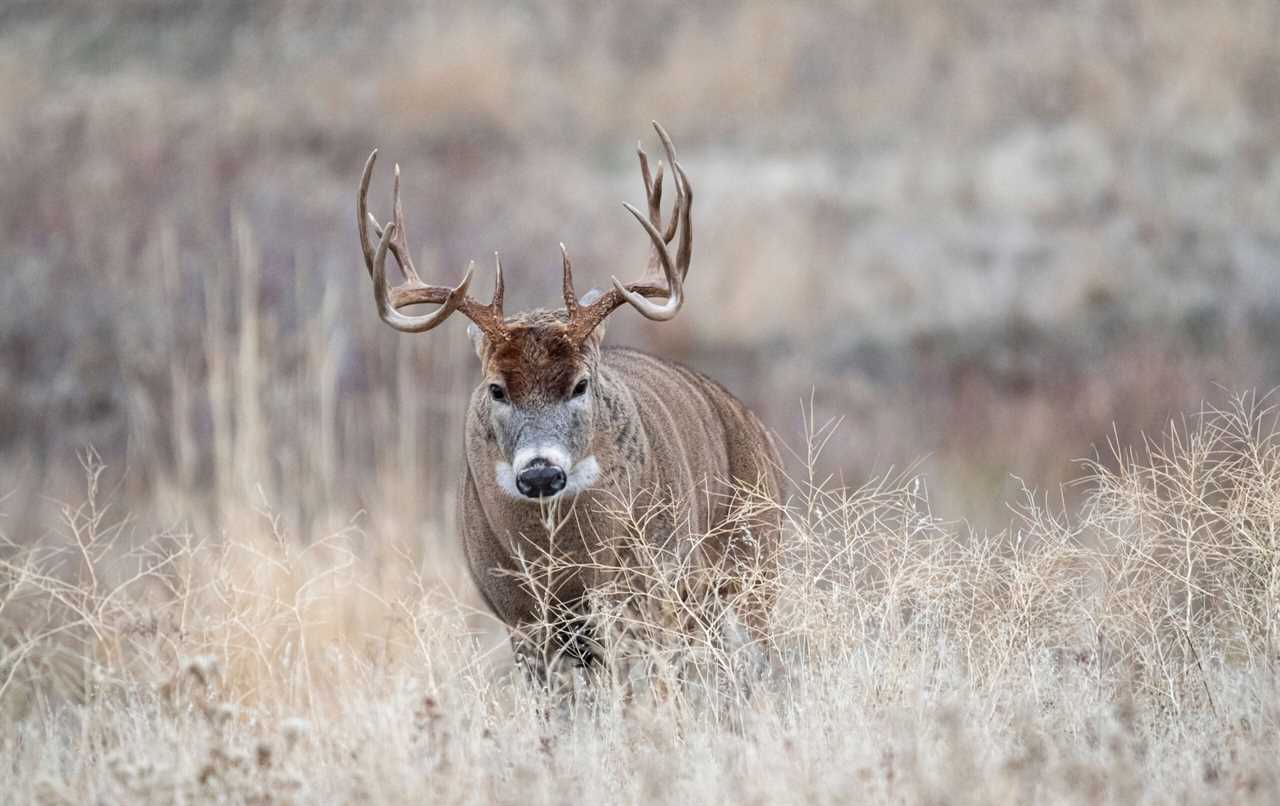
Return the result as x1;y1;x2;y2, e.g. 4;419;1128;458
516;461;567;498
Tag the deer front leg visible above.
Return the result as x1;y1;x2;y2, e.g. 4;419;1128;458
510;598;602;689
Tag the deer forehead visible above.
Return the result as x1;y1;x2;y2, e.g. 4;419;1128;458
486;324;590;401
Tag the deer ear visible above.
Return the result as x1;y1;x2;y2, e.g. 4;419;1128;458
581;323;606;349
577;289;607;345
467;323;489;360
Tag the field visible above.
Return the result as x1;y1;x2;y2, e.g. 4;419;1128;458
6;398;1280;803
3;2;1280;803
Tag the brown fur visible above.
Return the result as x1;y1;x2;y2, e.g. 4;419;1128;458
483;311;581;402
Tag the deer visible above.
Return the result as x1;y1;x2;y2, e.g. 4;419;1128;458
355;123;784;683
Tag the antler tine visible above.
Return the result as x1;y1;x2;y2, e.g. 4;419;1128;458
639;141;653;197
560;242;578;315
357;149;379;275
637;142;677;245
654;121;685;248
492;251;505;313
671;158;693;282
390;163;422;283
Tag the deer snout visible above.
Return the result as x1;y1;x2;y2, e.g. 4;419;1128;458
515;459;567;499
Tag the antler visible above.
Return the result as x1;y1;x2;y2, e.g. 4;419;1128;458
357;150;507;340
562;121;692;344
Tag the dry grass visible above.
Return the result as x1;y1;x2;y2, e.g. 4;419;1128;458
3;394;1278;804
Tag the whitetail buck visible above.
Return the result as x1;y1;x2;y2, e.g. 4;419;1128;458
356;124;783;680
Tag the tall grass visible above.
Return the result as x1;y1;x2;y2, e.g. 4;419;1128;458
5;0;1279;531
3;394;1277;803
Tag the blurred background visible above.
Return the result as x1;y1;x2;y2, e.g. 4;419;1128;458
2;0;1278;558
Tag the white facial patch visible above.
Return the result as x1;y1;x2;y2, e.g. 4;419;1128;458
493;452;601;502
561;456;600;496
494;461;522;500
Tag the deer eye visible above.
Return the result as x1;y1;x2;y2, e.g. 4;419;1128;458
571;378;590;399
489;384;507;403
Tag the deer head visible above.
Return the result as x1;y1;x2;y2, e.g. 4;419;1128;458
356;123;693;501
